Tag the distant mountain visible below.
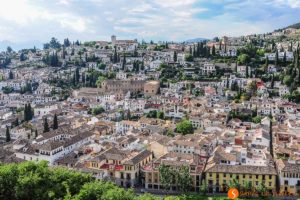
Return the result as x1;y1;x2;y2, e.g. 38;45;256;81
0;40;43;51
184;38;208;43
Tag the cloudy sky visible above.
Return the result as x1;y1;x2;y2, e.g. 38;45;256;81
0;0;299;48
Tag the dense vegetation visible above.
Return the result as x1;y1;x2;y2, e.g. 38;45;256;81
0;161;238;200
287;22;300;30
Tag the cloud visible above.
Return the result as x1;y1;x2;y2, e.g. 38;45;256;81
272;0;300;8
60;18;89;32
153;0;196;8
0;0;298;47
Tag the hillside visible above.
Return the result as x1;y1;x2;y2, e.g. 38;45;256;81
287;22;300;29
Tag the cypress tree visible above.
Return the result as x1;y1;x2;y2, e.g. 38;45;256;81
113;46;118;63
283;51;287;66
27;103;33;120
53;114;58;130
141;61;145;71
24;104;28;121
212;45;216;56
200;42;204;57
122;53;126;70
206;47;211;58
226;77;229;89
265;57;269;72
62;45;65;59
43;118;50;133
14;118;19;127
275;50;279;67
174;51;177;62
9;71;13;79
75;67;80;83
35;129;38;139
133;46;138;57
72;73;76;86
269;119;274;157
5;126;11;142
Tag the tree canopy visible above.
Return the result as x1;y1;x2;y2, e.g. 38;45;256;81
176;120;194;135
0;162;207;200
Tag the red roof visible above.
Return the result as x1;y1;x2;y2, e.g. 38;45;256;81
235;138;243;145
100;164;124;171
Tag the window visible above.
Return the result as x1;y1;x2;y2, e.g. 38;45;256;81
284;180;289;185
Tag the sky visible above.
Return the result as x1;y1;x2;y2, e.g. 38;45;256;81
0;0;299;49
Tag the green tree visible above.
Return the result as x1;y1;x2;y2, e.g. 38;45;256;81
74;181;116;200
237;54;250;65
283;75;292;86
173;51;177;62
13;118;19;127
9;70;13;79
256;182;267;197
20;52;26;61
75;67;80;83
212;45;216;56
5;126;11;142
7;46;13;53
49;37;61;49
176;120;194;135
200;180;207;196
246;65;249;78
228;179;241;191
156;111;164;119
271;74;275;89
53;114;58;130
122;53;126;70
158;164;174;193
113;46;118;63
96;76;107;88
252;116;262;124
24;103;28;121
177;166;192;194
34;129;38;139
248;81;257;96
185;54;193;62
226;77;229;89
91;107;105;116
43;118;50;133
275;50;279;67
243;181;253;192
283;51;287;66
27;103;33;120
